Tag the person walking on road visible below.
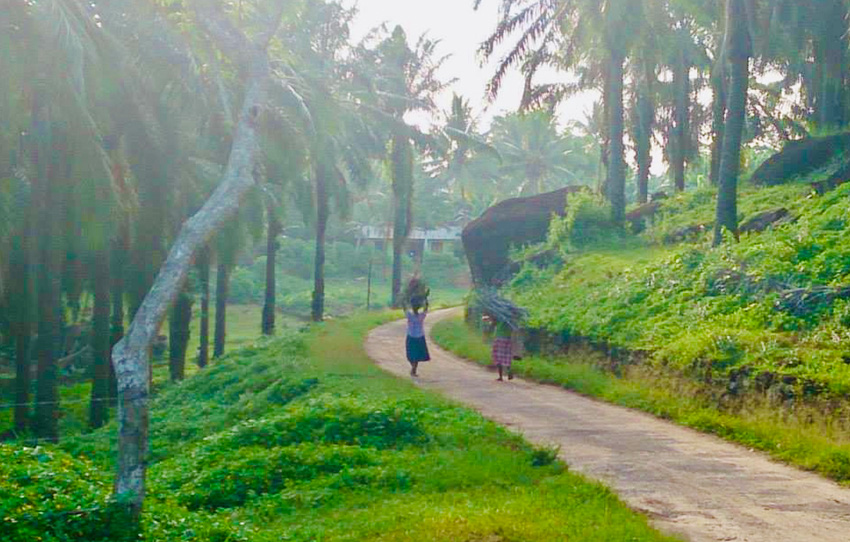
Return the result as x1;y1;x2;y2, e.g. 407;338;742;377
404;295;430;377
484;313;516;381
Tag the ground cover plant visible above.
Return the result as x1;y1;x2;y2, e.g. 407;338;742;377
512;181;850;398
432;176;850;483
1;312;677;542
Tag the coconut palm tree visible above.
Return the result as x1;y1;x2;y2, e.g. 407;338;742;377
488;111;581;196
361;26;449;306
478;0;645;227
714;0;754;245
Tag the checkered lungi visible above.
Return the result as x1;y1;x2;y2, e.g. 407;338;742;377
491;337;513;368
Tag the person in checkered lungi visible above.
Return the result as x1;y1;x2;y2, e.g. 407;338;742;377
485;315;515;382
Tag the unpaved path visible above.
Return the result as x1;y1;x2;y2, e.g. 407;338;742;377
365;309;850;542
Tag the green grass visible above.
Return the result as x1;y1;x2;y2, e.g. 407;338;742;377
2;311;677;542
432;316;850;484
513;181;850;397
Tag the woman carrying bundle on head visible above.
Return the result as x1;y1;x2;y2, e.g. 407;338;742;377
403;278;431;377
474;288;527;382
483;312;515;381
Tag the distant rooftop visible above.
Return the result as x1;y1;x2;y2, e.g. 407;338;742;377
358;225;463;241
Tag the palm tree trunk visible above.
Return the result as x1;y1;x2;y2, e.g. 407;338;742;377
90;248;111;429
34;124;65;443
109;221;129;401
214;262;230;358
196;246;210;368
607;52;627;228
813;0;847;130
634;85;653;205
672;53;690;192
709;62;727;187
714;0;751;246
312;165;329;322
168;286;192;381
391;134;414;306
599;69;611;195
10;225;32;434
262;214;280;334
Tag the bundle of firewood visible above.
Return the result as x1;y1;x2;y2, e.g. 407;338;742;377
469;287;528;330
403;276;430;309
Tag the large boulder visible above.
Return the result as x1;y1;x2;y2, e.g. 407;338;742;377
462;187;585;285
749;133;850;186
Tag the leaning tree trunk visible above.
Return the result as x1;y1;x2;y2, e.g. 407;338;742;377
168;286;192;381
607;51;627;228
671;53;691;193
214;261;230;358
312;163;329;322
262;214;280;334
90;248;112;429
391;133;414;306
110;0;283;518
713;0;752;246
196;246;211;368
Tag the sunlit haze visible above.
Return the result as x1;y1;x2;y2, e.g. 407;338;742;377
346;0;597;131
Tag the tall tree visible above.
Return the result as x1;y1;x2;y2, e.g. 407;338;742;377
369;26;447;306
478;0;643;227
89;247;111;428
196;246;211;368
262;212;280;335
489;111;580;196
713;0;753;245
110;0;287;516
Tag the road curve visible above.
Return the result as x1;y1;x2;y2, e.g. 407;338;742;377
365;308;850;542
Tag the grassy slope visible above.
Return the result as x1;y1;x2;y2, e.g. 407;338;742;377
2;311;676;542
433;179;850;483
512;182;850;392
0;304;266;438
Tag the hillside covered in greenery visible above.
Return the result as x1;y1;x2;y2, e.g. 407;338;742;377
510;179;850;399
1;314;675;542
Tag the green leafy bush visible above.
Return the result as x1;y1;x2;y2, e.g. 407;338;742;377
203;395;430;452
510;182;850;397
0;446;136;542
158;444;384;510
548;191;617;252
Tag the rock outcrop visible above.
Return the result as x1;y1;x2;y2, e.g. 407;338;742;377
462;187;585;285
749;133;850;186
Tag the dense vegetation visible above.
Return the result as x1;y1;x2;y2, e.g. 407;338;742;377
433;171;850;482
512;180;850;397
1;313;676;542
4;0;850;533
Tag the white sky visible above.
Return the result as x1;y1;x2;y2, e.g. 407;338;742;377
346;0;598;131
345;0;670;175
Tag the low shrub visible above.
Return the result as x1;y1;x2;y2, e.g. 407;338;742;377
204;395;430;452
0;445;136;542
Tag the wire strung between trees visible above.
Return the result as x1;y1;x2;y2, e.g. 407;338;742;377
0;395;146;410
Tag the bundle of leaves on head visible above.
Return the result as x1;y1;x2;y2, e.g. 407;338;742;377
469;287;528;330
403;276;430;309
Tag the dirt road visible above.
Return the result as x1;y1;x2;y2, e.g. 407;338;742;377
365;309;850;542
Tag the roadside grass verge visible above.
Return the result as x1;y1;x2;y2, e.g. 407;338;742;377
432;315;850;484
2;311;676;542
